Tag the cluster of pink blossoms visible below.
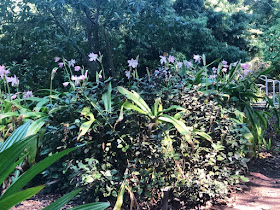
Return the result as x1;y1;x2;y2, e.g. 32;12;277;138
123;58;139;79
159;54;195;70
209;60;251;80
0;65;33;100
0;65;19;87
54;56;88;87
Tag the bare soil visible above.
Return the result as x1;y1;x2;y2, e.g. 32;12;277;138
213;151;280;210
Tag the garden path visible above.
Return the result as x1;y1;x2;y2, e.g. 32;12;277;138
214;151;280;210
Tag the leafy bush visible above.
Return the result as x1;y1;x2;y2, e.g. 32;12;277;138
38;54;253;208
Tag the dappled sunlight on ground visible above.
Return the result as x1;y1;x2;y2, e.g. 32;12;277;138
214;152;280;210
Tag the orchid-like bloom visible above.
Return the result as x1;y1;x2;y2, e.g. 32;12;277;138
11;93;17;100
71;75;80;86
0;65;10;79
23;91;34;99
185;61;193;69
58;62;64;68
244;69;252;76
6;75;19;86
84;70;88;78
177;62;183;69
241;63;250;70
160;56;167;65
222;60;229;68
89;52;98;61
212;67;217;74
69;59;76;67
99;75;102;79
193;55;201;63
0;65;5;71
63;82;70;87
128;58;138;68
209;75;217;79
222;68;227;73
54;57;60;62
168;55;175;63
154;70;159;76
222;60;227;65
71;71;88;86
232;61;238;67
125;70;130;79
74;66;81;71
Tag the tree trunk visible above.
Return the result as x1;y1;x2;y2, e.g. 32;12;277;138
104;28;116;77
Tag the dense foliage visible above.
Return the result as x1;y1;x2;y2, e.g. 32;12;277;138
2;0;279;89
0;0;280;209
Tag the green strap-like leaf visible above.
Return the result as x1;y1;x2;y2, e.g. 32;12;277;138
0;135;36;178
0;185;45;210
70;202;110;210
0;122;31;152
0;112;19;121
43;188;82;210
113;181;126;210
193;129;212;142
26;118;46;137
77;108;95;140
123;102;147;115
160;105;185;113
102;82;112;113
2;147;77;199
158;114;192;136
117;86;151;116
0;155;26;186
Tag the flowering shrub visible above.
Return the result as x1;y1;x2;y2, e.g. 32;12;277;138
35;52;264;209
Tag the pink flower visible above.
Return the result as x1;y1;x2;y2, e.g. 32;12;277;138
222;68;227;73
89;52;98;61
0;65;5;71
125;70;130;79
0;65;10;79
69;59;76;67
177;62;183;69
84;70;88;78
23;91;33;98
184;61;193;69
209;75;217;79
222;60;228;66
244;69;252;76
212;67;217;74
168;55;175;63
11;93;17;100
160;56;167;65
63;82;70;87
241;63;250;70
6;75;19;86
193;55;201;63
222;60;229;68
71;75;80;86
58;62;64;68
99;75;102;79
52;69;57;74
232;61;238;67
54;57;60;62
74;66;81;71
128;58;138;68
71;72;87;86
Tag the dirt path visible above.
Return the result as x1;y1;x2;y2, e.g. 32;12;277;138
215;152;280;210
